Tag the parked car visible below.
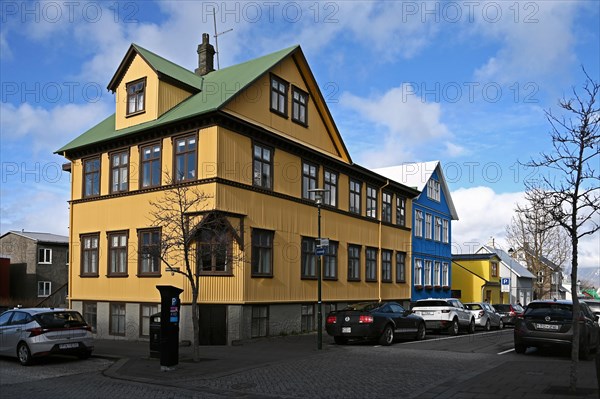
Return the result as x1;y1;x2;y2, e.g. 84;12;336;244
0;308;94;365
411;298;475;335
493;303;524;326
514;300;599;359
464;302;504;331
325;301;426;345
580;298;600;317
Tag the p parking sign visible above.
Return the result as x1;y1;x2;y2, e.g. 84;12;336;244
501;277;510;292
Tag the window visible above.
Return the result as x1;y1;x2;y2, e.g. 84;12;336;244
141;143;161;188
381;250;392;282
396;196;406;227
108;231;128;276
301;304;314;332
83;302;97;332
174;135;196;182
415;210;423;237
140;304;159;337
323;241;338;280
382;192;392;223
324;170;337;207
110;303;126;336
396;252;406;283
434;261;441;286
126;78;145;115
198;229;233;274
138;229;160;275
251;306;268;337
302;162;318;200
434;217;442;241
81;233;99;276
347;245;361;281
366;248;377;282
442;219;449;243
491;261;499;277
349;180;361;214
414;259;423;286
424;260;432;286
37;281;51;297
270;75;288;116
537;270;544;284
366;186;377;218
427;179;441;201
301;237;316;278
109;150;129;193
442;262;449;286
425;214;432;239
253;144;272;189
38;248;52;264
292;86;308;125
83;157;100;197
252;229;274;277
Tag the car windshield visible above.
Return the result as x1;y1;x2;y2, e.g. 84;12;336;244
413;300;449;308
524;303;572;318
36;311;87;328
343;302;380;312
465;304;482;310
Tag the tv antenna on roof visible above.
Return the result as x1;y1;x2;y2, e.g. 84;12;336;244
212;7;233;70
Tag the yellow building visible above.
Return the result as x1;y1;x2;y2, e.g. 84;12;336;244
56;34;419;344
451;254;502;304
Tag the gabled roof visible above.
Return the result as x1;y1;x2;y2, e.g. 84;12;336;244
57;44;330;155
478;245;535;279
1;231;69;244
374;161;459;220
107;44;204;93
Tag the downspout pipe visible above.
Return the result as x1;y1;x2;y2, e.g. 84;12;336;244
378;179;390;302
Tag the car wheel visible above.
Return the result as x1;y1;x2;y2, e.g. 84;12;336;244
334;336;348;345
514;343;526;354
498;320;504;330
415;323;426;341
17;342;32;366
448;318;459;336
379;325;394;346
484;319;491;332
468;319;476;334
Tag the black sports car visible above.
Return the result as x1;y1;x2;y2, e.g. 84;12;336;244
325;301;426;345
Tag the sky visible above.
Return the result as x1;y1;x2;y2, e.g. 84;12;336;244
1;0;599;275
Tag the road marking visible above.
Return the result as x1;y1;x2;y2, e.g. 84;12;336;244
497;348;514;355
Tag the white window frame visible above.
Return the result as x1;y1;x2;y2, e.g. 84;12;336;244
434;217;442;241
414;259;423;286
37;281;51;297
38;248;52;264
427;179;440;201
425;214;432;240
433;261;441;286
424;260;432;286
415;210;423;237
442;262;450;286
442;219;449;243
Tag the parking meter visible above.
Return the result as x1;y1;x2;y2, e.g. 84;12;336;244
156;285;183;368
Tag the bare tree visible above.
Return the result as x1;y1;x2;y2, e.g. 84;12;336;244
523;69;599;392
142;175;242;361
507;187;571;299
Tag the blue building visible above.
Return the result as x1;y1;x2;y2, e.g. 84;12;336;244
375;161;459;302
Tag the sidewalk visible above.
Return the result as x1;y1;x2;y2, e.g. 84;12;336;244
94;336;600;398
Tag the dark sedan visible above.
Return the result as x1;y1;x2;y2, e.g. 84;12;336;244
325;302;426;345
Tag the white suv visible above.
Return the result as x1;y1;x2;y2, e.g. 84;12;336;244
412;298;475;335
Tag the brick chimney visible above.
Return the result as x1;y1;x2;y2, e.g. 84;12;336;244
195;33;215;76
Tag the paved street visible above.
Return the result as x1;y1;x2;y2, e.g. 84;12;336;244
0;329;597;398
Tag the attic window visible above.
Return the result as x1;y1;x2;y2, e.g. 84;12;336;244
270;75;288;117
126;78;146;115
427;179;440;201
292;86;308;126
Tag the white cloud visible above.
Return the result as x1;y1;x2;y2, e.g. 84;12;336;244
341;84;462;167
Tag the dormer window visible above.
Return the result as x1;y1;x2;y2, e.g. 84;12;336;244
126;78;146;115
292;86;308;125
270;75;288;117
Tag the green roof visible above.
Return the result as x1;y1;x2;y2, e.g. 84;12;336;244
57;44;299;154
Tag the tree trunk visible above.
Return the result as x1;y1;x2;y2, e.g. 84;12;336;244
569;235;579;392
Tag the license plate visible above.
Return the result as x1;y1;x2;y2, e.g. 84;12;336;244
535;323;559;331
59;343;79;349
342;327;351;334
421;311;434;315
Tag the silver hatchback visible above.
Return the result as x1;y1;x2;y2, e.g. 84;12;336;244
0;308;94;365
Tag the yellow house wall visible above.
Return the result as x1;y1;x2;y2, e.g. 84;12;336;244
223;57;343;161
158;81;193;117
452;259;501;304
115;54;159;130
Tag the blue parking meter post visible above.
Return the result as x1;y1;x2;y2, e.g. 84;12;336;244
156;285;183;369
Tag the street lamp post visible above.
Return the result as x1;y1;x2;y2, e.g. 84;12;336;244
309;188;328;350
